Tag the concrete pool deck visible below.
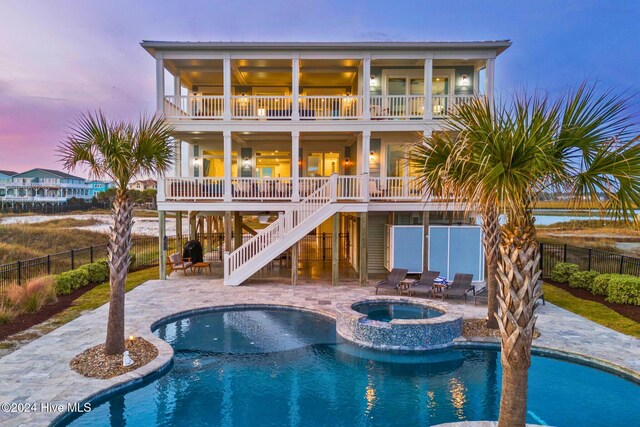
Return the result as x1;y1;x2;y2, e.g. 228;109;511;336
0;278;638;426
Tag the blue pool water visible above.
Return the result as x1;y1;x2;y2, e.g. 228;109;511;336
353;302;443;322
61;308;640;427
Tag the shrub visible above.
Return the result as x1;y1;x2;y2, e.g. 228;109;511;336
606;276;640;306
0;303;16;325
591;274;619;296
78;261;109;284
55;269;90;295
568;270;600;290
551;262;580;283
6;276;57;313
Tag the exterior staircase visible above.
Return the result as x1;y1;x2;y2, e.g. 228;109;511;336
223;176;341;286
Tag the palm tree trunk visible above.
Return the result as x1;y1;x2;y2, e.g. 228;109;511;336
482;205;500;329
105;193;133;355
495;212;542;427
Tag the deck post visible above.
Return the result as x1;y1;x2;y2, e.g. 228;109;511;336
291;242;298;286
234;212;243;250
332;213;340;286
175;211;183;250
224;211;232;253
424;56;433;120
159;210;166;279
423;211;430;271
292;56;300;120
223;130;232;202
291;130;300;201
223;55;231;120
189;211;197;240
485;57;496;106
359;212;368;286
362;57;371;119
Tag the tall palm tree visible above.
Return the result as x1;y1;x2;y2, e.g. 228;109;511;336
411;126;502;329
59;111;174;355
414;84;640;427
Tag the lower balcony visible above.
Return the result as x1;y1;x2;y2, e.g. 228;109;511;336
162;175;427;203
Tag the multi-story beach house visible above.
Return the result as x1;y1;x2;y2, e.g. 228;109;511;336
0;170;17;197
143;40;510;286
0;168;92;210
128;179;158;191
87;180;116;197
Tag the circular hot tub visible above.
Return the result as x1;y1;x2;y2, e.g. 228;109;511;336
336;297;462;351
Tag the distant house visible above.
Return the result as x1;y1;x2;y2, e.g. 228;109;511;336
0;170;17;197
128;179;157;191
1;168;92;209
87;180;116;197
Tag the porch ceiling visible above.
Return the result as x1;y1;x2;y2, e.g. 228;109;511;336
171;131;358;145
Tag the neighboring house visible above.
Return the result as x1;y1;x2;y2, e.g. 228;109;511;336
129;179;157;191
87;180;116;197
142;40;510;285
1;168;92;209
0;170;17;197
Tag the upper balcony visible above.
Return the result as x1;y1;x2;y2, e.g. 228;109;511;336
145;41;508;124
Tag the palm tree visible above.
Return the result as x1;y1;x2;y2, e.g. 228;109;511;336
414;84;640;427
59;111;174;355
411;125;502;329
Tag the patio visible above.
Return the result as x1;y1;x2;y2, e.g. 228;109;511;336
0;278;638;426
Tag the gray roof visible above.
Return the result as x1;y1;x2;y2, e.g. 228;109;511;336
12;168;85;181
141;40;512;55
0;170;17;176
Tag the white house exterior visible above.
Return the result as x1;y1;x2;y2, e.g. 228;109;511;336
143;40;510;285
0;168;92;209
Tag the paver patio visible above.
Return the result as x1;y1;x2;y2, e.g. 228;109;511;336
0;278;638;426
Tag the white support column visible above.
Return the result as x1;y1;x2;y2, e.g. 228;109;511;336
485;58;496;106
473;64;481;96
223;54;232;120
362;130;371;175
292;56;300;120
158;210;166;279
223;130;232;201
155;53;165;113
291;130;300;201
424;57;433;120
173;73;181;109
362;58;371;119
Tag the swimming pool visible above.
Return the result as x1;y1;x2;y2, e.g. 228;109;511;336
59;307;640;427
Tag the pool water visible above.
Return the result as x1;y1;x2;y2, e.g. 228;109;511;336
61;308;640;427
353;302;443;322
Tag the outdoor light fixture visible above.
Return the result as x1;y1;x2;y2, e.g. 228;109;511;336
370;151;375;161
370;74;376;83
243;157;251;168
345;158;351;165
460;74;469;86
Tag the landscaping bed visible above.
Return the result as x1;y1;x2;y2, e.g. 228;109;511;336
0;281;101;340
70;337;158;379
545;278;640;323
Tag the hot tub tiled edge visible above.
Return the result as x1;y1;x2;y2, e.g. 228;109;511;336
336;296;463;351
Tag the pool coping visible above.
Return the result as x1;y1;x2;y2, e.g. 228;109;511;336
52;300;640;426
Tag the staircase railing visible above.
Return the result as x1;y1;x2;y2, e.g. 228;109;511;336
224;176;335;281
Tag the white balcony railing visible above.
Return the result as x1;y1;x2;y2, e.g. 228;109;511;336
163;94;480;120
162;175;432;203
432;95;476;118
231;96;293;119
370;95;425;119
298;96;362;119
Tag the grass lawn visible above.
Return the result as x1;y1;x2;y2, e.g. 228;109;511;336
45;267;159;330
543;282;640;338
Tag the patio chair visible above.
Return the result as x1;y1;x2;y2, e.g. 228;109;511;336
375;268;408;295
406;270;440;297
441;273;474;302
167;252;193;276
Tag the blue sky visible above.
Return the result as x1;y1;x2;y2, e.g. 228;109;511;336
0;0;638;172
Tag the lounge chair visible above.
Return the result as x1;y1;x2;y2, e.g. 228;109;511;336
406;270;440;296
441;273;474;302
375;268;408;295
167;253;193;276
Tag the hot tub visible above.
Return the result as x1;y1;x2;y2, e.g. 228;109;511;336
336;297;462;351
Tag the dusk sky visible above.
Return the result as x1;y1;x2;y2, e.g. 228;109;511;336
0;0;638;175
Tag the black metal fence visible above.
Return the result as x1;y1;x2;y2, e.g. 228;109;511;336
540;242;640;278
0;232;351;291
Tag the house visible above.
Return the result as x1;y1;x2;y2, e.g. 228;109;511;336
1;168;92;209
129;179;157;191
0;170;17;197
142;40;510;285
87;180;116;197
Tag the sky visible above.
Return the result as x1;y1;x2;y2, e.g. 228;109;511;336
0;0;639;175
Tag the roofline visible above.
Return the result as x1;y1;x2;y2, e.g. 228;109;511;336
141;40;512;56
12;168;85;181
